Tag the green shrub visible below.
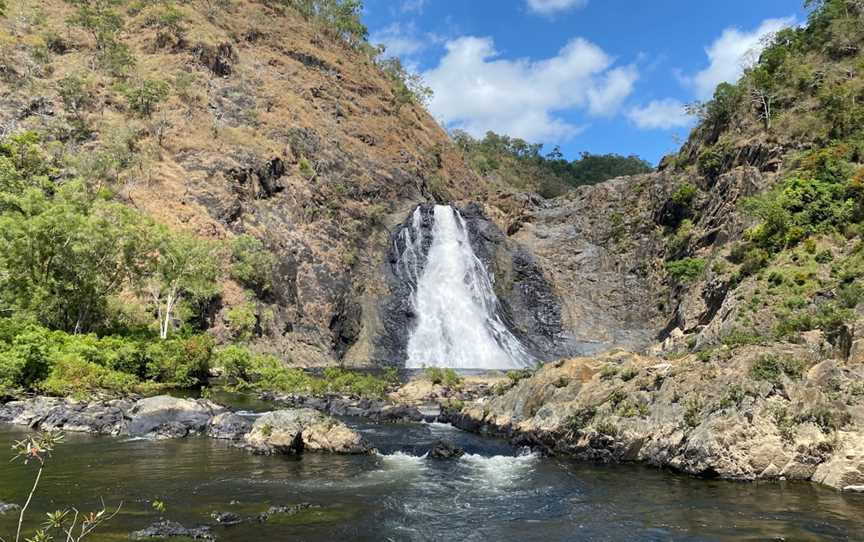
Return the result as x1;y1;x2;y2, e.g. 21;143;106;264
562;406;596;434
671;182;698;207
123;79;170;117
214;344;254;380
683;395;704;428
666;257;707;282
226;303;257;341
425;367;462;387
230;235;276;295
749;354;804;383
144;335;213;386
39;355;138;397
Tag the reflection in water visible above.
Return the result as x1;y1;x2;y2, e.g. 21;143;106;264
0;420;862;542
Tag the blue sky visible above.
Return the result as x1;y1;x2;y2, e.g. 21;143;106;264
362;0;807;164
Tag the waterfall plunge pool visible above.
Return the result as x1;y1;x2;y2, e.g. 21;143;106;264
1;419;862;541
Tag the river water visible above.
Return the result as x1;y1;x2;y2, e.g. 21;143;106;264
1;414;863;541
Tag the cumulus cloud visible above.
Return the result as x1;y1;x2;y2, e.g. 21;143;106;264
423;36;638;142
691;17;795;99
526;0;588;15
627;99;693;130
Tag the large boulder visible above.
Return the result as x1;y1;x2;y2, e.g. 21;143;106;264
0;397;129;435
207;412;252;440
125;396;225;438
243;408;371;455
130;520;213;540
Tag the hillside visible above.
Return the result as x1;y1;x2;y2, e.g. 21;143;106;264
0;0;495;377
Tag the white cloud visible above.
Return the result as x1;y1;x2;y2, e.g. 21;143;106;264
627;99;693;130
526;0;588;15
370;22;425;58
400;0;426;14
423;36;637;142
691;17;795;99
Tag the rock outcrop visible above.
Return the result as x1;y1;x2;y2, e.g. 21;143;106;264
243;408;371;455
446;349;864;492
0;395;368;456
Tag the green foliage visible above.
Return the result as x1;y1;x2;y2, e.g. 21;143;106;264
722;330;765;348
276;0;368;47
225;303;257;341
143;4;186;47
749;354;804;383
0;180;151;333
39;356;138;397
666;257;706;283
451;130;652;195
221;345;394;398
718;384;747;409
671;182;698;207
377;57;433;106
123;79;170;117
424;367;462;387
0;318;214;396
683;395;704;428
562;406;596;435
230;234;276;295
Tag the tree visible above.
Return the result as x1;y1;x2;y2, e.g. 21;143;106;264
0;182;150;333
141;229;221;339
747;65;777;130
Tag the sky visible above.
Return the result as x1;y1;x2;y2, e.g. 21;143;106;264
362;0;808;165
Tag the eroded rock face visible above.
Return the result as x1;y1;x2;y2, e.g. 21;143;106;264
446;349;864;492
243;408;371;455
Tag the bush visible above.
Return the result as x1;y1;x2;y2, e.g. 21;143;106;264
425;367;462;387
214;344;254;380
666;257;706;282
123;79;170;117
230;235;276;295
144;335;213;387
39;355;138;397
750;354;804;383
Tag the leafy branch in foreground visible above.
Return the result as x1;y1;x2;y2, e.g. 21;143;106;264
2;431;120;542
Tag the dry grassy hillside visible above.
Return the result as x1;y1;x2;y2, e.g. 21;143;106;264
0;0;490;364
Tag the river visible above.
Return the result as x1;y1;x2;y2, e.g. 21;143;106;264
1;404;863;541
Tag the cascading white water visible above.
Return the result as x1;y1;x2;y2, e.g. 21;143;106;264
401;205;531;369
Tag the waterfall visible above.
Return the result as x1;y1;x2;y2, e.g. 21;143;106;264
397;205;532;369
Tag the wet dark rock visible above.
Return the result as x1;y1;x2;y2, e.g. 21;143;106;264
208;412;252;440
130;520;214;540
210;512;243;526
258;503;320;522
428;440;465;460
0;501;20;514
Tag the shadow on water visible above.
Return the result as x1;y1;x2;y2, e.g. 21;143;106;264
0;419;862;542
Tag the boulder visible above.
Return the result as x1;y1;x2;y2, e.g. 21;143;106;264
130;520;213;540
258;503;319;522
243;409;371;455
210;511;244;526
125;396;224;438
428;440;465;460
208;412;252;440
0;501;20;514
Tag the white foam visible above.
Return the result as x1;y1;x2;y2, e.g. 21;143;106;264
460;450;539;488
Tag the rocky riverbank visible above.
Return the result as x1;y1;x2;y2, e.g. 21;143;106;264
438;348;864;492
0;395;371;455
